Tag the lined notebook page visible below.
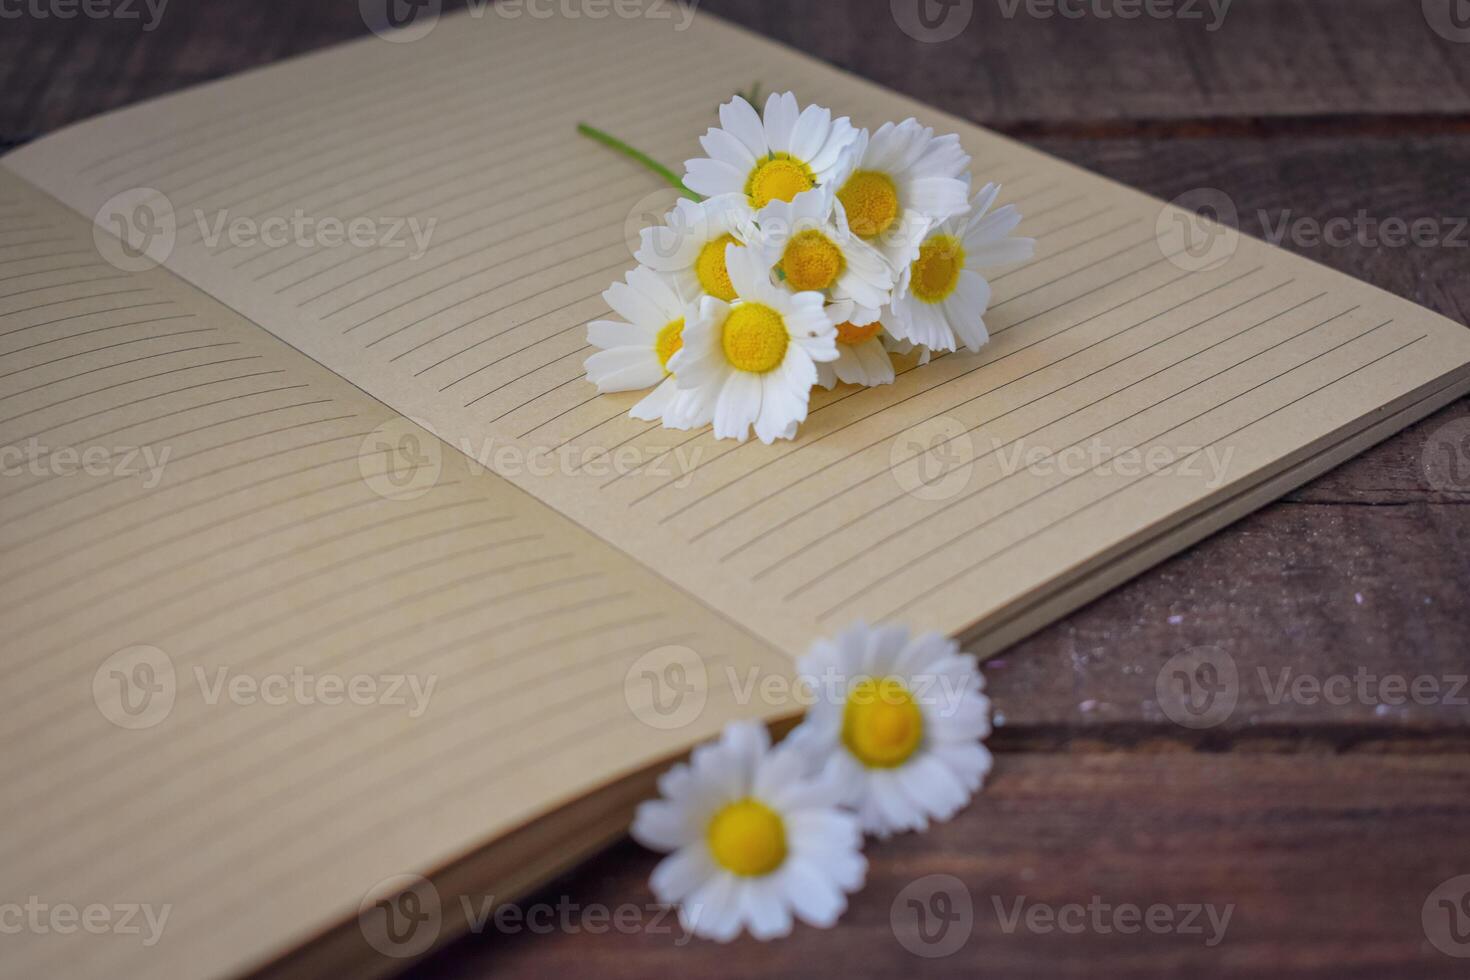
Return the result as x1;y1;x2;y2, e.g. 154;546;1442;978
10;6;1469;658
0;173;793;980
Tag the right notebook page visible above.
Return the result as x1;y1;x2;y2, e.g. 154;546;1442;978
9;6;1470;657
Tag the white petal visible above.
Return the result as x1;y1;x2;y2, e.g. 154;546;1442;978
762;91;800;152
895;752;973;823
906;176;972;225
931;740;994;792
630;376;678;421
913;131;970;182
967;202;1025;247
724;241;775;301
684;158;747;200
586;319;650;351
788;103;834;162
944;270;992;351
809;116;859;175
583;347;664;393
778;858;848;928
713;369;762;443
967;235;1037;270
649;846;715;905
719;96;769;158
863;768;929;835
604;275;666;329
700;125;758;174
743;877;795;941
682;872;742;942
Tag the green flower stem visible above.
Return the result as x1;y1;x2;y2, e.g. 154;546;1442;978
576;122;702;201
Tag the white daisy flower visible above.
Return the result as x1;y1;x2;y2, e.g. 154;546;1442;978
631;720;868;942
752;185;894;317
683;92;860;221
888;183;1035;355
818;300;896;390
790;622;993;838
668;244;838;444
829;118;974;268
583;265;711;429
634;196;752;304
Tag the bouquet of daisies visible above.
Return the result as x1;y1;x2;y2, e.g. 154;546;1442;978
582;91;1035;445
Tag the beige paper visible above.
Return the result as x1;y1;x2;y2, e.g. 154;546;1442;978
0;172;792;979
3;4;1469;978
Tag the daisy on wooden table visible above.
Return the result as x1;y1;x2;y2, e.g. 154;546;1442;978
632;720;867;942
789;622;993;838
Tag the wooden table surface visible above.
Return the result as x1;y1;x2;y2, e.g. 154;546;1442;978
6;1;1468;976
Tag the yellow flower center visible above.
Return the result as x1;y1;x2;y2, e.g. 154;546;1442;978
838;170;900;239
910;234;966;303
655;317;684;373
835;319;883;346
780;229;845;292
745;153;816;209
707;799;787;877
695;234;739;302
842;676;924;769
721;303;789;374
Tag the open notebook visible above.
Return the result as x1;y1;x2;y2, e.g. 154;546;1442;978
3;5;1468;978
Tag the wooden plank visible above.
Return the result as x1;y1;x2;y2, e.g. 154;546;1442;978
985;488;1470;743
404;754;1470;979
705;0;1470;124
3;0;1470;142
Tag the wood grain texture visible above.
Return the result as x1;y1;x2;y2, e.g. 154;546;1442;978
2;1;1468;977
406;755;1470;979
3;0;1470;141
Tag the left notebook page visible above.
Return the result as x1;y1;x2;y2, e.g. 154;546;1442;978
0;170;794;980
